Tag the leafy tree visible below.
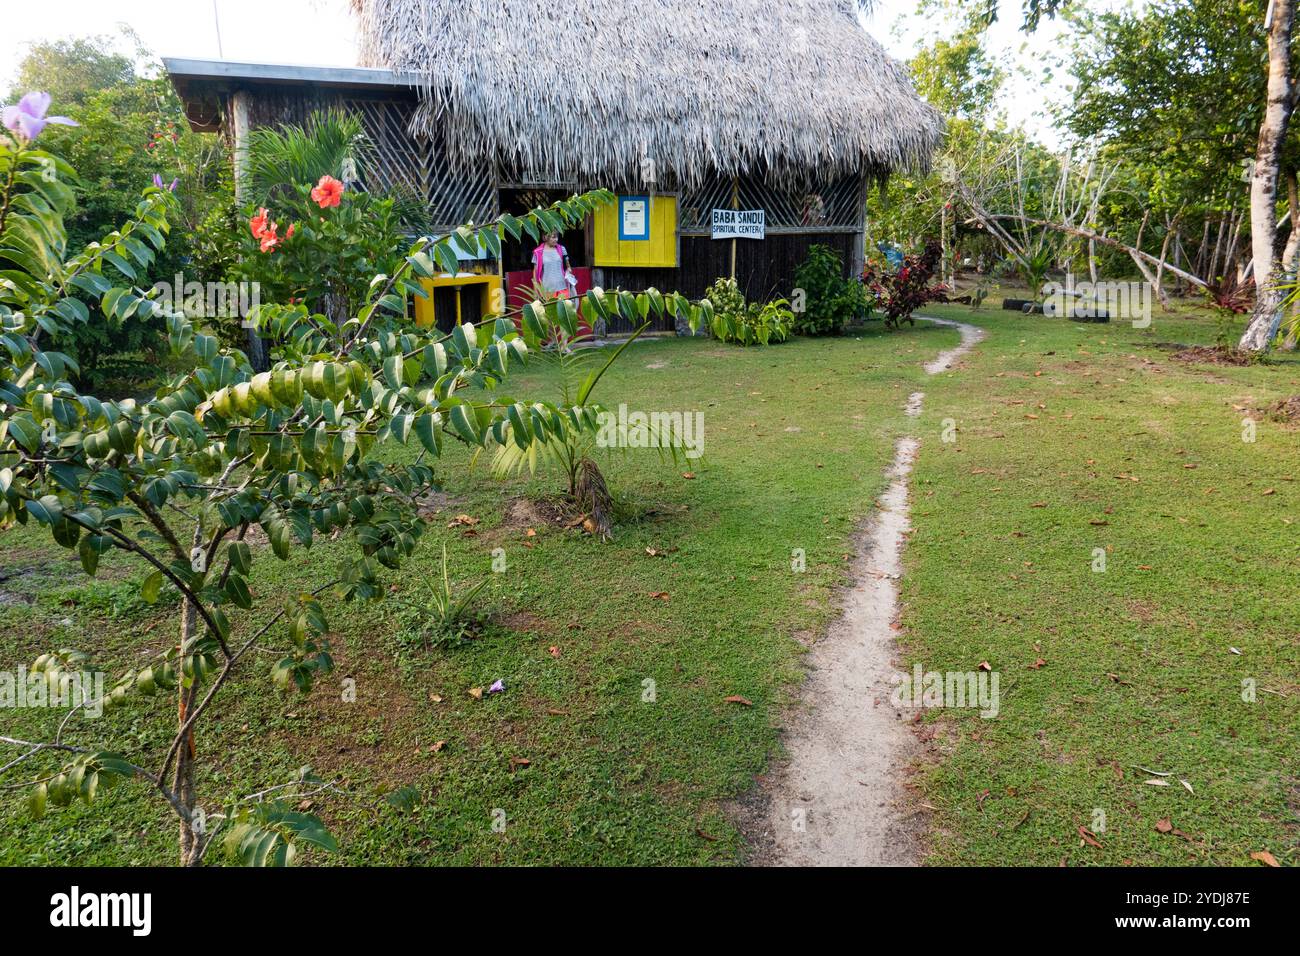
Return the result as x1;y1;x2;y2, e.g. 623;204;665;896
7;36;135;109
1063;0;1275;209
7;35;229;388
0;105;706;865
910;29;1004;120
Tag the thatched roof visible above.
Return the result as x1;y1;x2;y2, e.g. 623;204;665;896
351;0;942;189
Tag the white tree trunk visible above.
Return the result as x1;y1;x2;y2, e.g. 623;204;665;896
1241;0;1297;351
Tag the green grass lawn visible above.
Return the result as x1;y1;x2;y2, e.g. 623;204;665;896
0;323;956;865
904;300;1300;866
2;297;1295;867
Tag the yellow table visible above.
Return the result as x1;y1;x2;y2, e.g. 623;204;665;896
413;273;504;328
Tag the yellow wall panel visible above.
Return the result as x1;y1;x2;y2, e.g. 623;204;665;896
593;195;678;268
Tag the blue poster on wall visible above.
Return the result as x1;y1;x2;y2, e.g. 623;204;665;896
618;195;651;241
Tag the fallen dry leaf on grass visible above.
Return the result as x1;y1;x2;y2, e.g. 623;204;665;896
649;591;670;601
1154;817;1194;840
978;661;992;672
509;756;531;769
1078;826;1103;848
681;472;696;480
447;514;479;528
1250;850;1280;867
429;740;446;753
1028;658;1047;669
548;646;560;658
724;695;753;706
467;687;483;700
695;828;718;842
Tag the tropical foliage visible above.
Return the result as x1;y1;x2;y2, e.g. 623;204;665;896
702;277;793;345
0;100;706;865
6;34;229;388
862;240;949;328
790;244;869;335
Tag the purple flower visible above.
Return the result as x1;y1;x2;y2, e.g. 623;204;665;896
152;173;179;193
487;679;505;694
1;92;77;143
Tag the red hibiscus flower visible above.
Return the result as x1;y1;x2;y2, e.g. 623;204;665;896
310;174;344;209
254;217;295;253
249;207;270;239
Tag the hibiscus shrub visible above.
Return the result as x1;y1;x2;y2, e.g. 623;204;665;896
862;239;949;329
234;173;407;329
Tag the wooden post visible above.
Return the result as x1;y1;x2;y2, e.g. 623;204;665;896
729;177;739;281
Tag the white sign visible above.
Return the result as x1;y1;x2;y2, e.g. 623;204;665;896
621;198;648;239
711;208;765;239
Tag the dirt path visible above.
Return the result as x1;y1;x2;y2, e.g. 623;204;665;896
745;316;985;867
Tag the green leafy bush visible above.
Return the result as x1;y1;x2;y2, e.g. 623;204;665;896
3;98;705;863
791;244;869;335
16;68;230;388
230;112;411;332
703;277;793;345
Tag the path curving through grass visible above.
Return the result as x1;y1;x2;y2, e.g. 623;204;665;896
752;317;986;866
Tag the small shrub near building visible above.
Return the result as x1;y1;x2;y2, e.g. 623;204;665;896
791;244;870;335
702;277;793;345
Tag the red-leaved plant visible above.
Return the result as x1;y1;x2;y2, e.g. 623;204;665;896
862;240;950;329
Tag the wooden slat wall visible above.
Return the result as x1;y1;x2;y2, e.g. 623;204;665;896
597;231;859;331
220;85;865;335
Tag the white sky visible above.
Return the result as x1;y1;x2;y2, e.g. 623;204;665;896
1;0;1142;144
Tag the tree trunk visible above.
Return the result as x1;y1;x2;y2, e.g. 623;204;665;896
175;599;201;867
1196;218;1211;278
1283;169;1300;348
1241;0;1297;351
1209;213;1226;282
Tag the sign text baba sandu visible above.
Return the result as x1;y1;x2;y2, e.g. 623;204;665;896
711;208;766;239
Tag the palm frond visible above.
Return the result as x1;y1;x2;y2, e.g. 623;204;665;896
246;109;370;203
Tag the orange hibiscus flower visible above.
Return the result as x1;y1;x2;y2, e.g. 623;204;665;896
310;174;344;209
249;207;270;238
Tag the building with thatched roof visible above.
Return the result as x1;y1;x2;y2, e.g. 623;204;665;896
166;0;940;329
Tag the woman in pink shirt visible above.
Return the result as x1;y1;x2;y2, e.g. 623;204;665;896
532;231;574;296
